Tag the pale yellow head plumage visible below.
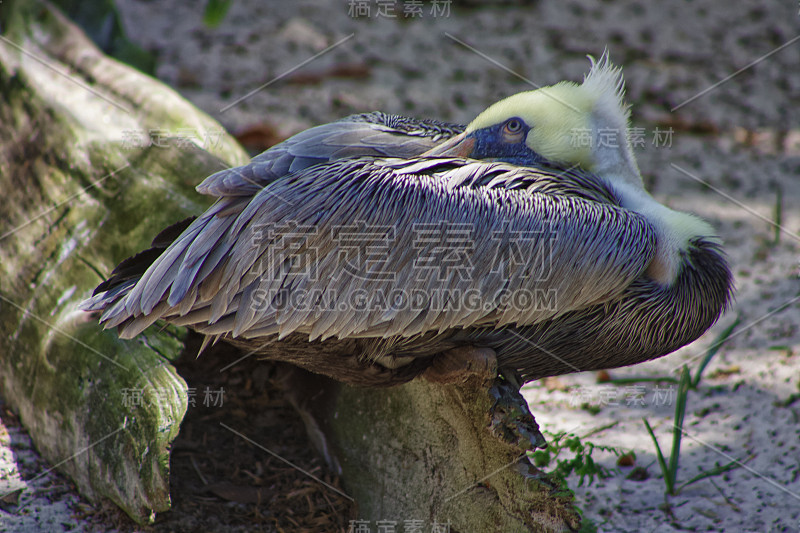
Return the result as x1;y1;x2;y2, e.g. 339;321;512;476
465;54;632;175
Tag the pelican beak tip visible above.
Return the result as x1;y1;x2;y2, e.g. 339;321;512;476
422;132;475;158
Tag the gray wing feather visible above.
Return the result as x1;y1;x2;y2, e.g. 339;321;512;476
94;157;656;344
196;113;464;197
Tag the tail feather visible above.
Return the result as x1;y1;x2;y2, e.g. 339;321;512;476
79;217;197;321
119;300;172;338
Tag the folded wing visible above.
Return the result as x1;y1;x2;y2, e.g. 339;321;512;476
85;157;657;346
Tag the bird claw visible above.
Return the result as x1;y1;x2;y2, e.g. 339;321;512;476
489;377;548;451
422;346;498;384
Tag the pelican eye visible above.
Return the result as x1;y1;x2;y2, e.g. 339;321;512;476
504;118;524;134
503;117;525;143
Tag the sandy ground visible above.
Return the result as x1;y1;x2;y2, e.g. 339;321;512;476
2;0;800;531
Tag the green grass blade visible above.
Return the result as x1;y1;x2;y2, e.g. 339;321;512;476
676;455;752;493
643;417;672;494
668;366;691;493
773;184;782;245
692;316;740;387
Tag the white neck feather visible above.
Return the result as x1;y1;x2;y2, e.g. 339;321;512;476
588;112;643;190
581;53;643;190
612;181;719;285
581;56;719;284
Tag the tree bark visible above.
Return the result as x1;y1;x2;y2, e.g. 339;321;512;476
0;1;580;530
281;366;581;532
0;0;249;524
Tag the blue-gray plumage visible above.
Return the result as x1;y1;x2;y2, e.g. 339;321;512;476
196;112;464;197
82;56;734;386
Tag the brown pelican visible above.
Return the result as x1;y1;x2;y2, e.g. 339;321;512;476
82;57;733;387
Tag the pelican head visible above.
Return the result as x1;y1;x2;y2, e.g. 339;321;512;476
428;54;720;286
428;53;640;184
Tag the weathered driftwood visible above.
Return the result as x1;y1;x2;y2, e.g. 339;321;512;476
0;1;580;529
0;0;249;523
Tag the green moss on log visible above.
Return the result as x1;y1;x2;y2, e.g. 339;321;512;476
0;0;248;523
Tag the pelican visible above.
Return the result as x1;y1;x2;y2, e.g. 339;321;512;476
82;56;733;387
